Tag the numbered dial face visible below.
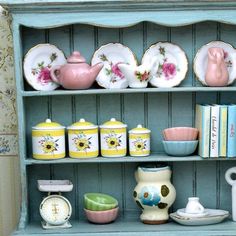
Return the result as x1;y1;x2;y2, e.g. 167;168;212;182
40;195;72;225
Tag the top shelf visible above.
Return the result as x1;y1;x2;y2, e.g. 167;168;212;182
21;86;236;97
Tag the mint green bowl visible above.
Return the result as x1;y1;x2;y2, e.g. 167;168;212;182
84;193;118;211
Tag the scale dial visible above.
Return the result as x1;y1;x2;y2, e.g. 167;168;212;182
39;195;72;226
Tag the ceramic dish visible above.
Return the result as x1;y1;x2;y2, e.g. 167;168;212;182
37;180;73;192
176;208;209;218
142;42;188;88
91;43;137;89
194;41;236;85
84;207;119;224
162;140;198;156
23;44;67;91
84;193;118;211
170;209;229;226
163;127;198;141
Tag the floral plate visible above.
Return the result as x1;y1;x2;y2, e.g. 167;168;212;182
91;43;137;89
142;42;188;88
194;41;236;85
23;44;67;91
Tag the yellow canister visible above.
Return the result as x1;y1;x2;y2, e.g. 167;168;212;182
32;119;65;160
67;118;98;158
100;118;127;157
129;124;151;157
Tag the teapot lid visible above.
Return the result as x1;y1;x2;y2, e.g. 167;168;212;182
67;51;86;63
67;118;97;130
32;119;65;130
129;124;151;134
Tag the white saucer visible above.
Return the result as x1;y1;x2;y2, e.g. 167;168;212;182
177;208;208;218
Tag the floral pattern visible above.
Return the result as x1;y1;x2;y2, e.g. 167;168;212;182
223;50;232;68
135;71;150;82
104;131;122;149
138;186;161;207
99;54;125;83
31;53;57;85
39;135;59;154
133;137;147;151
72;132;91;152
0;7;17;156
156;46;179;80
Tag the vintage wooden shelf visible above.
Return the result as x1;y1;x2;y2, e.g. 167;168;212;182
2;0;236;235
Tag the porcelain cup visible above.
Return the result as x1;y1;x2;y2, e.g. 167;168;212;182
185;197;204;214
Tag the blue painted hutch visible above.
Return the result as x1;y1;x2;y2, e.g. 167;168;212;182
1;0;236;235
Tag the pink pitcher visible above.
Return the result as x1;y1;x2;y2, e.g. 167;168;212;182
205;47;229;87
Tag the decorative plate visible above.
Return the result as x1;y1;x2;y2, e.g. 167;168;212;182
23;44;67;91
141;42;188;88
170;209;229;226
194;41;236;85
91;43;137;89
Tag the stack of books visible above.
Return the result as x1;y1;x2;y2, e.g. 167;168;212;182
195;104;236;158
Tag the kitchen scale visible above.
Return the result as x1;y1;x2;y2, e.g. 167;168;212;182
38;180;73;229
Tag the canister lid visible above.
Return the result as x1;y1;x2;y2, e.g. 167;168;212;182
32;119;65;130
67;118;97;130
129;124;151;134
99;118;127;129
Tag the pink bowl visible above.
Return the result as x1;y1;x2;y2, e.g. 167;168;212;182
84;207;119;224
163;127;198;141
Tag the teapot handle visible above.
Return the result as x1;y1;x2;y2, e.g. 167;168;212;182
50;65;61;84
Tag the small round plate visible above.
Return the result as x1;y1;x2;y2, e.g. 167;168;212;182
142;42;188;88
194;41;236;85
170;209;229;226
23;44;67;91
177;208;209;218
91;43;137;89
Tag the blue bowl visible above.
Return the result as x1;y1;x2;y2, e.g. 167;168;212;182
162;140;198;156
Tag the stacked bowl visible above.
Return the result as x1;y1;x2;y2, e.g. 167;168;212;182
84;193;119;224
162;127;199;156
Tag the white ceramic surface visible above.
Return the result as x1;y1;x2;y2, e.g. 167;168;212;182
37;180;73;192
91;43;137;89
142;42;188;88
176;208;208;218
185;197;205;214
194;41;236;86
170;209;229;226
23;44;67;91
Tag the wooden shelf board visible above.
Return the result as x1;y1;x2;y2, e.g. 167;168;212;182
21;87;236;97
13;218;236;235
24;154;235;165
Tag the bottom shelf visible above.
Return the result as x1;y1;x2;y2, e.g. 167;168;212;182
14;216;236;236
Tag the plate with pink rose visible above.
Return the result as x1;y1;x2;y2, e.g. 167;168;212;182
23;44;67;91
91;43;138;89
142;42;188;88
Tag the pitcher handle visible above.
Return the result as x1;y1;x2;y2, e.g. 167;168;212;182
50;65;61;84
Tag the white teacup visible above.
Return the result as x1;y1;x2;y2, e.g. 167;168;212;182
185;197;205;214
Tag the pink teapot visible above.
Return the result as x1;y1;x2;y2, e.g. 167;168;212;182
50;51;103;89
205;47;229;87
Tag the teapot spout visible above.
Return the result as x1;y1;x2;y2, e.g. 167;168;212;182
90;62;104;79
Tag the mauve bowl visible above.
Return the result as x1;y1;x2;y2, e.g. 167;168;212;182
84;207;119;224
84;193;118;211
163;127;199;141
162;140;198;156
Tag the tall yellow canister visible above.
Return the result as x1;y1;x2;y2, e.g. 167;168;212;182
32;119;65;160
100;118;127;157
67;118;98;158
129;124;151;156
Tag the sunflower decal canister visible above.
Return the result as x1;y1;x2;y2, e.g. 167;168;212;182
67;118;98;158
129;124;151;156
100;118;127;157
32;119;65;160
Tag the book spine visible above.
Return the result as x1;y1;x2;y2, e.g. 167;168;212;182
227;105;236;157
219;106;227;157
210;105;220;158
195;104;211;158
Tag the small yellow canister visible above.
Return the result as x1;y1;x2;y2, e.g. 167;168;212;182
67;118;98;158
32;119;65;160
100;118;127;157
129;124;151;157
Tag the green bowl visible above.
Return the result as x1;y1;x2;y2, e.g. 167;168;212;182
84;193;118;211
